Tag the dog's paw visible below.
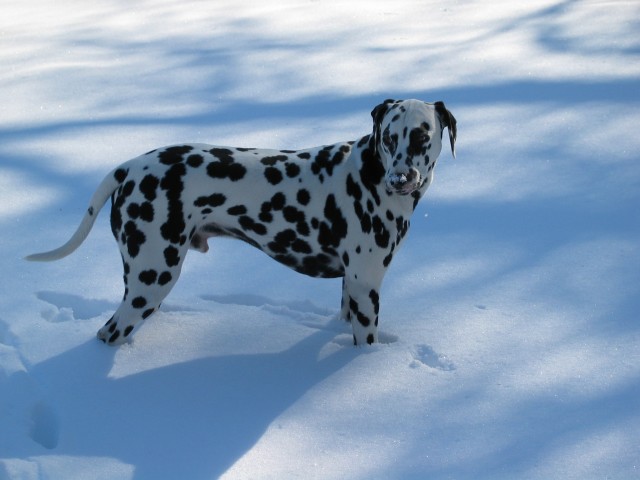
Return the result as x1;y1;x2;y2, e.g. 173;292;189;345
97;317;131;345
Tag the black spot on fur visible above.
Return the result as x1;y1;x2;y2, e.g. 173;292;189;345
194;194;226;208
260;155;288;166
297;254;343;278
267;242;286;255
356;311;370;327
358;209;372;234
207;149;246;181
159;146;193;165
123;221;146;258
285;163;300;178
372;215;390;248
296;219;310;237
292;239;311;254
283;206;302;224
124;325;134;337
139;174;159;201
109;330;120;343
122;180;135;198
114;168;128;183
110;202;123;237
264;167;283;185
259;208;273;223
139;202;154;222
346;174;362;201
139;270;158;285
160;163;187;244
297;189;310;205
369;289;380;315
366;334;375;345
317;194;347;249
238;216;267;235
396;216;410;240
349;297;367;327
272;253;298;270
126;202;154;222
209;148;234;162
366;199;374;214
158;271;172;285
359;143;385;205
268;229;297;254
164;246;180;267
271;193;286;210
132;296;147;309
382;125;398;156
310;145;345;181
408;127;430;157
227;205;247;216
186;154;204;168
142;308;155;319
297;152;311;160
412;190;421;210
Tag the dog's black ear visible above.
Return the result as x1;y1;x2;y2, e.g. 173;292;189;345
435;101;457;158
370;99;395;154
371;98;395;123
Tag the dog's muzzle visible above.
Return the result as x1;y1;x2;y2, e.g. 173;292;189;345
386;168;421;195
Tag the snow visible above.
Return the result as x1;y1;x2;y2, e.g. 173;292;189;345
1;0;639;478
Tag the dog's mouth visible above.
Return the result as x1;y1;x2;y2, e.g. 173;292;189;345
394;185;418;195
386;171;423;195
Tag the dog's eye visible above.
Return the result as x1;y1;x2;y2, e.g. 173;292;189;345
410;129;430;146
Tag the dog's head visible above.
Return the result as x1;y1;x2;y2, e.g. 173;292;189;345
371;99;456;195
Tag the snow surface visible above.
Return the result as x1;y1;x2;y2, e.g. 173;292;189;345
1;0;639;478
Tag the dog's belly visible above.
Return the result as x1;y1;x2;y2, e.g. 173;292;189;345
192;222;345;278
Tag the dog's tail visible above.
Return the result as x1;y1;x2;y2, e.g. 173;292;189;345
25;167;126;262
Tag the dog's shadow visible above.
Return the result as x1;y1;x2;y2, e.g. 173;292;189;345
202;292;335;317
29;317;354;479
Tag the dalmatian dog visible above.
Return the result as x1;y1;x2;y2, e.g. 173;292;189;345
27;99;456;346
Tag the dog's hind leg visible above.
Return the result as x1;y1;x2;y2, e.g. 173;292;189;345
97;244;188;345
340;277;351;323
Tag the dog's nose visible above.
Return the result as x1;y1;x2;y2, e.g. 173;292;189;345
388;173;406;188
388;168;420;191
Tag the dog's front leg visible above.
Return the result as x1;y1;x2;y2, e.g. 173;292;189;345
342;275;383;345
